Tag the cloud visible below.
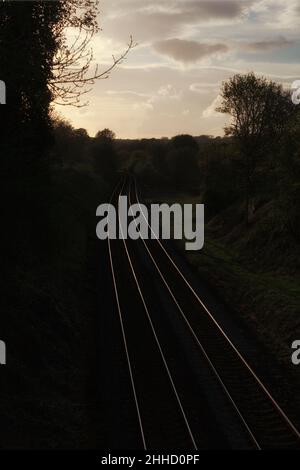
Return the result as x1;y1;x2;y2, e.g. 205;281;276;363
181;0;249;20
111;83;182;118
106;0;248;21
133;102;154;111
190;82;221;93
155;84;181;99
153;39;229;63
106;90;150;98
243;36;295;52
248;0;300;29
202;95;223;118
101;0;251;42
134;84;182;111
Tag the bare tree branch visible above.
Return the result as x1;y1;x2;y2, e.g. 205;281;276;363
49;1;136;107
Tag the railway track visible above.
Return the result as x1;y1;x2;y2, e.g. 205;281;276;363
108;179;207;449
105;175;300;450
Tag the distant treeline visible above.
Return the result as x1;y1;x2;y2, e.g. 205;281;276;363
51;103;300;246
51;115;229;192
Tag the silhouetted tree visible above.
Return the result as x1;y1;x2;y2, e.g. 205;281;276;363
95;129;116;141
0;1;134;173
0;1;62;167
218;72;296;222
52;116;91;166
171;134;199;152
163;135;199;190
92;128;117;182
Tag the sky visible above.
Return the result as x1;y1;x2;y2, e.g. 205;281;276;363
59;0;300;139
